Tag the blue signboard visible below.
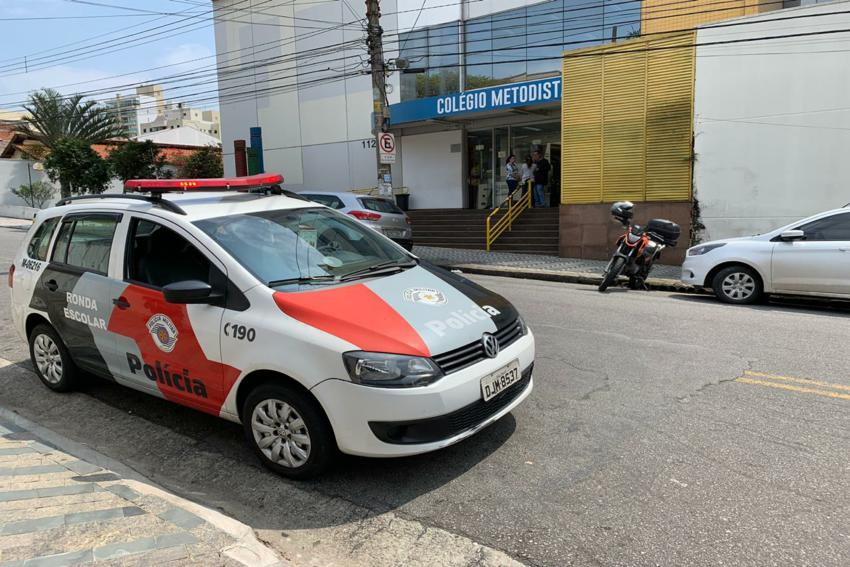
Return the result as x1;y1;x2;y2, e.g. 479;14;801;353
389;77;562;125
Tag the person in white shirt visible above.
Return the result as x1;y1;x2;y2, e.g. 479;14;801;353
505;154;520;195
520;156;535;197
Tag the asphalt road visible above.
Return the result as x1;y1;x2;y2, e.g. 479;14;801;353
2;223;850;566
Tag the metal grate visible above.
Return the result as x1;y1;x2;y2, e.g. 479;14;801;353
432;319;524;374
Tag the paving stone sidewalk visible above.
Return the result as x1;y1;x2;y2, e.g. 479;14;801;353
413;246;690;289
0;409;285;567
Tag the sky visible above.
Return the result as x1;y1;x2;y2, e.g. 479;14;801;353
0;0;218;112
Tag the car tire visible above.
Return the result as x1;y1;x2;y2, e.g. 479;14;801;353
712;265;763;305
242;383;336;479
28;323;79;392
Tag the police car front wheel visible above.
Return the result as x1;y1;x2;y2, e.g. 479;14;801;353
29;324;79;392
242;384;336;479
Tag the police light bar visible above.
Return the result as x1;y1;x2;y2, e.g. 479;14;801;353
124;173;284;193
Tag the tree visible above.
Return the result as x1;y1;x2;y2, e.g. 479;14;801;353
21;88;125;150
44;138;111;197
11;181;56;209
108;140;168;182
177;146;223;179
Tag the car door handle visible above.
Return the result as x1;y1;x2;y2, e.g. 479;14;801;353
44;279;58;292
112;296;131;310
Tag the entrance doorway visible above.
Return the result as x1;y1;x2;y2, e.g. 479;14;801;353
466;121;561;209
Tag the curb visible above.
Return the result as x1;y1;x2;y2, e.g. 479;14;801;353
0;374;289;567
435;263;706;294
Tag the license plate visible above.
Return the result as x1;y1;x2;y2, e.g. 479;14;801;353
481;360;521;402
384;229;404;238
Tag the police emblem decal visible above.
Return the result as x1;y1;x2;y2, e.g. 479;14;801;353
146;314;178;353
403;287;447;306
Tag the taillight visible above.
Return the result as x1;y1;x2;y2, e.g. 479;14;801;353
349;210;381;221
7;264;14;288
405;215;412;225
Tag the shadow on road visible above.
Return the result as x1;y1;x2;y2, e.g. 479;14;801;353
670;292;850;317
0;360;516;532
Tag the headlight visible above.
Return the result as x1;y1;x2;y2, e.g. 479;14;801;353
688;243;726;256
342;352;443;388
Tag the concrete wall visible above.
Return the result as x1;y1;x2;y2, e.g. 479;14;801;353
0;160;53;219
0;160;125;219
399;130;463;209
694;4;850;241
560;202;692;265
212;0;400;191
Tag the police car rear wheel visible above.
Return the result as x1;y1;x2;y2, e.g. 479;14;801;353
29;324;78;392
243;384;335;479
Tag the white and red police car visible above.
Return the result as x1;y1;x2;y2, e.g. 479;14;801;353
8;175;535;478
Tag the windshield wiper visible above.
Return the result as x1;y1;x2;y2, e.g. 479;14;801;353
339;259;417;282
267;275;337;287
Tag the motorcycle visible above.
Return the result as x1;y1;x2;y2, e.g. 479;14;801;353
598;201;681;292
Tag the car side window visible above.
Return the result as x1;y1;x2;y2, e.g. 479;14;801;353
26;217;60;261
303;194;344;209
51;215;120;274
797;212;850;241
126;218;214;288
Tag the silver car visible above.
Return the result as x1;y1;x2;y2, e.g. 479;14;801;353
299;191;413;250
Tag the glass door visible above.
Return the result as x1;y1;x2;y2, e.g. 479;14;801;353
467;130;493;209
494;127;511;206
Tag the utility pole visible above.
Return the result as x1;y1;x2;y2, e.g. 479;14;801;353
366;0;393;196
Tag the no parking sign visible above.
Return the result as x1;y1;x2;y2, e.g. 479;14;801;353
378;132;396;164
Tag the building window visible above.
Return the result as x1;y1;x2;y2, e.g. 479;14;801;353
399;23;460;101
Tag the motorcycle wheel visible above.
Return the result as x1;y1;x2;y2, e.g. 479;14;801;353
599;256;626;292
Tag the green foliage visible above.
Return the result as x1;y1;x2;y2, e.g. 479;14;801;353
44;138;111;198
11;181;55;209
177;146;223;179
108;140;167;182
21;88;126;150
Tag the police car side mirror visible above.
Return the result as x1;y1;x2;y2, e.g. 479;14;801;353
162;280;222;305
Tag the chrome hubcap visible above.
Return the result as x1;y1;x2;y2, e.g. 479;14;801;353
33;334;63;384
721;272;756;300
251;399;311;468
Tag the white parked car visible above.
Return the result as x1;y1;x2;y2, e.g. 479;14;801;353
682;207;850;304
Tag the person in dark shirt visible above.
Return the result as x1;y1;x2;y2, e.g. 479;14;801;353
531;150;550;207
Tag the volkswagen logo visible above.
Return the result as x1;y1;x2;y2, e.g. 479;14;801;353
482;333;500;358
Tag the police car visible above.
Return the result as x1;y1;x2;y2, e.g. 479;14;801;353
8;174;535;478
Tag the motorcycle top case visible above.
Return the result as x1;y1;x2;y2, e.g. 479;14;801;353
646;219;680;246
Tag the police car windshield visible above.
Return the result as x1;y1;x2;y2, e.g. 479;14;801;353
194;207;412;289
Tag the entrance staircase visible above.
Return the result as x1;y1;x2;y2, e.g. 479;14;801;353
409;207;560;255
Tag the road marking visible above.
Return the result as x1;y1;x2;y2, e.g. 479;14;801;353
736;372;850;402
744;370;850;392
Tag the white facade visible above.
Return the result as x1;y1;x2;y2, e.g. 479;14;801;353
135;126;222;147
212;0;402;190
211;0;563;196
693;3;850;241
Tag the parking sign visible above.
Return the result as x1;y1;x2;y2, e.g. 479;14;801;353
378;132;396;164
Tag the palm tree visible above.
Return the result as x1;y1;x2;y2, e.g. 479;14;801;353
21;88;126;198
21;88;126;149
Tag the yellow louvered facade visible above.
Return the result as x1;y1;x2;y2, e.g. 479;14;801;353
641;0;778;35
561;32;696;205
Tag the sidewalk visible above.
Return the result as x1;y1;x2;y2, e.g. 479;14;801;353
0;393;286;567
413;246;694;292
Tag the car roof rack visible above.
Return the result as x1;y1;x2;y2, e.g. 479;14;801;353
55;193;187;215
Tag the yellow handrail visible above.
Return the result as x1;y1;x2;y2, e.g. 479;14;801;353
486;180;533;251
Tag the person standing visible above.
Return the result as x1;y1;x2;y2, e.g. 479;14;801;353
532;150;551;207
520;156;535;198
505;154;520;195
